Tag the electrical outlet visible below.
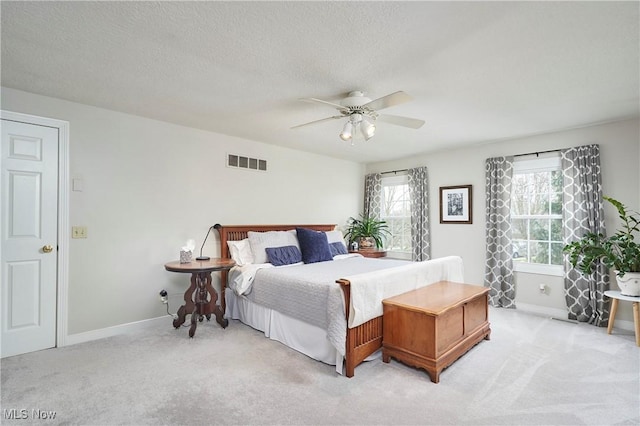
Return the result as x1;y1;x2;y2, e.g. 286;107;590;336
539;283;546;294
159;289;168;304
72;226;87;239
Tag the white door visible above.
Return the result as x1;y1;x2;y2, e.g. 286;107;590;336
1;119;59;358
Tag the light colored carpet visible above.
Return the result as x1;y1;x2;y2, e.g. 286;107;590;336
1;308;638;425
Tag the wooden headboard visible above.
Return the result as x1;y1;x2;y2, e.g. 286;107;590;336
214;224;337;259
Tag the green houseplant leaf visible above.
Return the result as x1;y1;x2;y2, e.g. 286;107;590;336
563;196;640;277
344;214;391;249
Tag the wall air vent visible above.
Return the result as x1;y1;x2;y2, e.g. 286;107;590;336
227;154;267;172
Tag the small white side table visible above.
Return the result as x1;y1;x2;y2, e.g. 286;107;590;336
604;290;640;347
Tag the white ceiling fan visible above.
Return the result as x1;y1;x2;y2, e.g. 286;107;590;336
291;91;425;143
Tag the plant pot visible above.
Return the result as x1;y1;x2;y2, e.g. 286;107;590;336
358;237;376;250
615;271;640;297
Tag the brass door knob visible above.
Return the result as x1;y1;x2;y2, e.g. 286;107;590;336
42;245;54;253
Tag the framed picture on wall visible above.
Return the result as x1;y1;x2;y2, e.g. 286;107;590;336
439;185;472;224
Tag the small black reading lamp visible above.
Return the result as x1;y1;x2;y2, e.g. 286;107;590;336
196;225;215;261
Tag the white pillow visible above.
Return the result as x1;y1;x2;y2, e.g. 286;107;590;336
248;230;299;264
227;239;254;265
325;230;346;245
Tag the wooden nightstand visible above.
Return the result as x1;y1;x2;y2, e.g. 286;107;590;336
349;249;387;258
165;258;235;337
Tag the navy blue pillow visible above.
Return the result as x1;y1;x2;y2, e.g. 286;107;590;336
329;241;348;256
296;227;333;264
265;245;302;266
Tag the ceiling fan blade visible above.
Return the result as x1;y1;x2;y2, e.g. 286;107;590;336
377;114;425;129
291;115;344;129
300;97;349;112
363;91;413;111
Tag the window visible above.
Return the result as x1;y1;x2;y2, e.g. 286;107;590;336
511;156;563;276
381;175;412;258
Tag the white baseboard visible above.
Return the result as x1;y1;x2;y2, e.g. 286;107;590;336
63;315;170;347
516;303;634;332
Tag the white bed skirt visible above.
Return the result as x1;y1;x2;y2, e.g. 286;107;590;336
225;291;345;374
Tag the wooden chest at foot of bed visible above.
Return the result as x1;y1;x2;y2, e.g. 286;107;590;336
382;281;491;383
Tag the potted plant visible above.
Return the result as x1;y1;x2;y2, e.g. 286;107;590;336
344;214;391;250
563;196;640;296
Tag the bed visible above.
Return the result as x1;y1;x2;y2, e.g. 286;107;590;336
215;223;464;377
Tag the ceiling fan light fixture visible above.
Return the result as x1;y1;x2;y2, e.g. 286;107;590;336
339;121;353;141
294;90;422;143
361;118;376;140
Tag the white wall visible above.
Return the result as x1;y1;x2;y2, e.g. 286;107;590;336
367;118;640;324
1;87;364;335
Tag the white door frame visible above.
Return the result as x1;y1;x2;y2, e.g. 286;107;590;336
1;110;70;348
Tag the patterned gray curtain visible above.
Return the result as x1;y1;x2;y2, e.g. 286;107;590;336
484;156;516;308
363;173;382;219
408;167;430;261
562;144;609;326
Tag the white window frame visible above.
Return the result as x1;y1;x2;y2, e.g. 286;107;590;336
512;156;564;277
381;174;412;260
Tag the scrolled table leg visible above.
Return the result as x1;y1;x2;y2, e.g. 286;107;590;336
174;305;186;328
202;273;227;328
189;306;198;338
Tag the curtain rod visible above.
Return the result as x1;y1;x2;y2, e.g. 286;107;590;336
380;168;408;175
514;148;561;158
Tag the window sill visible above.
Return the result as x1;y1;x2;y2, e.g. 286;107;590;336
386;251;412;261
513;262;563;277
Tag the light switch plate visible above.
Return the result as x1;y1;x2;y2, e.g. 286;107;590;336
72;226;87;239
72;178;83;192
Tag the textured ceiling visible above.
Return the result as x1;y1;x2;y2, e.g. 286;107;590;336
2;1;638;163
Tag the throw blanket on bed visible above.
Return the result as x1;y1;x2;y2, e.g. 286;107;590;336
342;255;464;328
